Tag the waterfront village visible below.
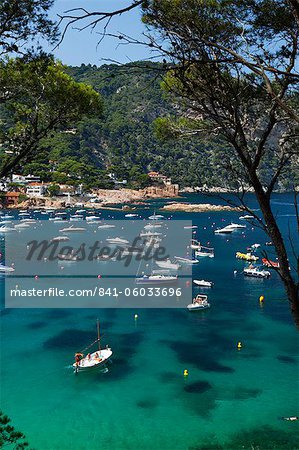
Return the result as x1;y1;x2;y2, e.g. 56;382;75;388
0;170;179;209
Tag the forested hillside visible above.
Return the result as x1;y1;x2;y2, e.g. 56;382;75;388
15;62;298;189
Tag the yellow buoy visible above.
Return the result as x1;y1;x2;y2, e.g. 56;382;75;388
184;369;189;376
259;295;264;302
237;341;242;350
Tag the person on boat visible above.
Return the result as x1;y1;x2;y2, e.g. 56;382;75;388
75;353;83;365
87;353;91;360
95;352;99;358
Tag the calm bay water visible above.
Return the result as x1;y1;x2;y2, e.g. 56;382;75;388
0;193;298;449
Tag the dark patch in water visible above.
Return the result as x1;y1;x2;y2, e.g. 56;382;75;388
217;387;262;401
164;340;234;373
44;309;71;320
43;329;95;350
184;381;212;394
233;387;261;400
182;392;217;419
277;354;297;364
28;320;47;330
99;357;134;382
0;308;10;316
137;398;158;409
98;331;144;382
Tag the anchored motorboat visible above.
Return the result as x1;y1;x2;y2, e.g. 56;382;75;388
193;279;213;288
214;226;234;234
106;237;129;245
135;274;178;284
187;294;210;311
0;263;15;273
236;252;259;262
155;259;181;270
195;246;214;258
174;256;199;264
239;214;254;220
243;266;271;278
59;225;86;233
226;222;246;230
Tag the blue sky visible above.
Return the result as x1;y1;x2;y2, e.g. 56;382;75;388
48;0;152;66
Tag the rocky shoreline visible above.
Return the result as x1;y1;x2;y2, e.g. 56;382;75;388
8;186;180;210
161;203;239;213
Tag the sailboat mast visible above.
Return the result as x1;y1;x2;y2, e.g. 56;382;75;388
97;319;101;351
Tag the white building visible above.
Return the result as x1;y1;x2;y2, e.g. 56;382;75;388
26;184;47;197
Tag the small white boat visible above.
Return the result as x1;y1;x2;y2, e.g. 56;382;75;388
195;246;214;258
250;243;261;249
86;216;100;221
73;320;112;373
187;294;210;311
148;214;165;220
60;226;86;233
75;209;86;214
135;274;178;284
51;236;70;242
239;215;254;220
15;223;31;229
174;256;199;264
70;215;84;221
183;225;198;229
226;222;246;229
156;259;181;270
144;223;162;230
2;215;14;220
0;263;15;273
214;226;234;234
106;237;129;245
140;231;162;238
0;226;16;232
243;266;271;278
20;218;36;223
124;213;138;218
193;279;213;288
98;224;116;229
190;239;201;250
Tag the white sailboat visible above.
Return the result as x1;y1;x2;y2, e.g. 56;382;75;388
73;320;112;373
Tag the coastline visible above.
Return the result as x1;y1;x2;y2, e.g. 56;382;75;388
6;187;240;213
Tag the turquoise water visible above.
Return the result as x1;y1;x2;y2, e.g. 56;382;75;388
1;193;298;449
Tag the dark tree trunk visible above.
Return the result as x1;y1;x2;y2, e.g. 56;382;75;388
251;176;299;315
288;0;299;27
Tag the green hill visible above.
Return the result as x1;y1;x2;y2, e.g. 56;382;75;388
14;62;298;190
